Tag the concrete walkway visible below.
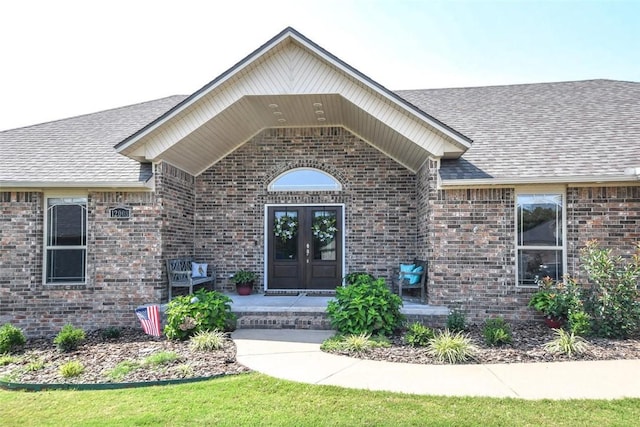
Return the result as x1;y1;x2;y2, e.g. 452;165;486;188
232;329;640;400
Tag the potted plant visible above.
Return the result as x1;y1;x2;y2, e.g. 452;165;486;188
231;270;257;296
527;276;571;328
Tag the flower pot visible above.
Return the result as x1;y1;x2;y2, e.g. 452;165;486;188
236;283;253;296
544;317;564;329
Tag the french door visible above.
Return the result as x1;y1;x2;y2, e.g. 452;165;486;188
267;206;343;290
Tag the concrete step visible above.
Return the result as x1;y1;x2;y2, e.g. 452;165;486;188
227;293;449;331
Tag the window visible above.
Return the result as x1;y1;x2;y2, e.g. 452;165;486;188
516;192;565;286
268;168;342;191
45;197;87;283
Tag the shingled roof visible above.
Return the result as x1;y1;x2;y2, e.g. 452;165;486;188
397;79;640;185
1;80;638;188
0;96;186;187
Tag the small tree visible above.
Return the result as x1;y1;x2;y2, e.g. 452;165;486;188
580;240;640;338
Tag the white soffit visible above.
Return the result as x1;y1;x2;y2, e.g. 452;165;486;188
117;28;470;175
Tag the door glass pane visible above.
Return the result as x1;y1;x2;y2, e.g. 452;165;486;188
274;211;298;260
517;194;562;246
312;210;337;261
517;249;563;286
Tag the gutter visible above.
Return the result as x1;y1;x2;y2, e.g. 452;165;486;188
440;174;640;188
0;180;154;190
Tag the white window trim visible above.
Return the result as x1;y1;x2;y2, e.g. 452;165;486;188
514;186;567;288
268;168;342;192
43;193;88;285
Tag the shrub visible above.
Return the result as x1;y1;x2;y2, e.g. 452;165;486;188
142;351;178;367
320;334;390;353
0;355;18;366
544;328;590;357
106;361;140;381
0;323;26;354
164;289;236;340
25;359;45;372
483;317;512;346
101;327;122;340
568;310;592;336
446;309;467;332
189;330;226;352
59;361;85;378
176;364;195;378
580;240;640;338
344;272;375;286
528;276;583;320
427;329;477;364
404;322;434;347
326;277;404;336
53;324;86;352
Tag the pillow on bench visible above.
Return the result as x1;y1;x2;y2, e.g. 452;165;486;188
192;263;208;278
400;263;423;285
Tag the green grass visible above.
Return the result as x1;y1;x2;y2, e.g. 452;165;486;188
1;373;639;426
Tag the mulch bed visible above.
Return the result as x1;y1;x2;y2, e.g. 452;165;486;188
326;322;640;365
0;328;250;385
2;323;639;386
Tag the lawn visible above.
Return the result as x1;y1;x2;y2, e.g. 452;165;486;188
1;373;639;426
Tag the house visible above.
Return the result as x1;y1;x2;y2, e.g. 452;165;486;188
1;27;638;337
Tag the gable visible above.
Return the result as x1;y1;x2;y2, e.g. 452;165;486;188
116;28;471;175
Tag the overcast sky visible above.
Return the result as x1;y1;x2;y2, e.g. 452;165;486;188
1;0;638;131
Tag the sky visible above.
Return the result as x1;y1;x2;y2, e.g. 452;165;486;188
0;0;638;131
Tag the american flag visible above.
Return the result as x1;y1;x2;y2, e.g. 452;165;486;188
135;305;161;337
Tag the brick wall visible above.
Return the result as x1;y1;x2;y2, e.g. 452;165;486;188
195;127;417;291
567;186;640;280
427;187;532;322
0;190;163;337
427;184;640;323
0;192;44;334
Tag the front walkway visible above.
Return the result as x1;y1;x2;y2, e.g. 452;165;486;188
232;329;640;400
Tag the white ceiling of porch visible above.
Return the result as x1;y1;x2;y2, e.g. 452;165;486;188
117;28;470;176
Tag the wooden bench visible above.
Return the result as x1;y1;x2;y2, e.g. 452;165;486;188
393;259;428;303
166;258;215;300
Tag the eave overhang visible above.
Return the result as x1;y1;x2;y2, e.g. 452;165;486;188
116;27;471;175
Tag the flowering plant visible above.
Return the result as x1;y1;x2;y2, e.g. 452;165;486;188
312;215;337;244
528;276;581;320
274;215;298;240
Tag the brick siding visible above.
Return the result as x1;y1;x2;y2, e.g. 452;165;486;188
195;127;418;291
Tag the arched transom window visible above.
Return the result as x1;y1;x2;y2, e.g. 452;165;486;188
268;168;342;191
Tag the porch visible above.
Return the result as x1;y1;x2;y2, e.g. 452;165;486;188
228;293;450;330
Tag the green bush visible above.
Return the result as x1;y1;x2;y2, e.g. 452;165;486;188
326;277;404;336
100;327;122;340
482;317;512;346
0;323;26;354
427;329;477;364
344;272;375;286
580;240;640;338
59;361;85;378
404;322;434;347
53;324;86;352
446;309;467;332
544;328;590;357
164;289;236;340
568;310;592;336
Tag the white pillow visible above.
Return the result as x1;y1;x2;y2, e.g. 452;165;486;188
192;262;208;278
